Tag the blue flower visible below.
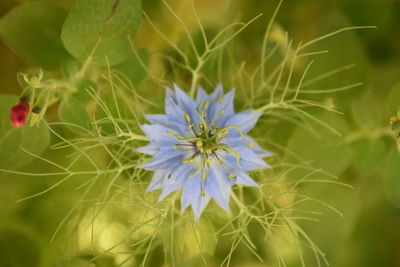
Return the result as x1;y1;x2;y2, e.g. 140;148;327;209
137;84;271;220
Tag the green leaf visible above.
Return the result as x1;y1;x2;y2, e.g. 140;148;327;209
351;98;382;130
113;48;149;86
284;112;353;178
388;82;400;116
0;2;71;69
53;259;95;267
391;119;400;131
74;78;97;104
61;0;142;67
384;148;400;206
295;182;360;264
0;229;40;267
352;138;386;177
304;12;370;106
61;60;79;80
0;95;50;171
58;95;92;133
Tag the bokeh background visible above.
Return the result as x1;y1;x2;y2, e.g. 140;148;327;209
1;0;400;266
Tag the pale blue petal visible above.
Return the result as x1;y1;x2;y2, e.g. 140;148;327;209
195;86;209;104
252;143;272;158
181;175;201;213
237;148;270;170
146;170;168;192
174;84;196;114
181;174;211;220
135;143;158;155
192;193;211;221
165;86;174;99
144;114;170;127
138;153;182;170
141;124;174;145
209;83;223;102
223;136;272;158
164;98;195;137
208;89;235;125
235;171;259;187
224;110;262;134
208;164;231;211
220;147;270;171
158;164;192;201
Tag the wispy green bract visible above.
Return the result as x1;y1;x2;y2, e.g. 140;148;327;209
137;84;271;219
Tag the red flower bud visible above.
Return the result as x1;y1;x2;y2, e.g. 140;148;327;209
10;101;30;127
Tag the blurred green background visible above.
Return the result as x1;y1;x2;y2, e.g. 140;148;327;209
1;0;400;266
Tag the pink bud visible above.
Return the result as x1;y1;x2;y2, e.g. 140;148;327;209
10;101;30;127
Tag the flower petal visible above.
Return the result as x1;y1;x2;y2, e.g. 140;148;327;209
209;83;223;102
207;164;231;212
135;143;158;155
235;171;259;187
138;153;182;170
181;174;211;220
223;136;272;158
144;114;170;127
158;164;192;201
146;170;168;192
220;147;270;171
209;89;235;125
224;110;262;134
195;86;209;104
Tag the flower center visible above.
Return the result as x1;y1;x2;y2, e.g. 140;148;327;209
165;101;252;196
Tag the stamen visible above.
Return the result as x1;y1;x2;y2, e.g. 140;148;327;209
248;142;256;148
220;144;242;168
216;125;248;139
213;110;225;123
228;174;236;180
204;100;209;110
191;153;207;178
182;158;194;164
173;143;194;150
184;113;191;122
167;131;201;142
196;102;209;135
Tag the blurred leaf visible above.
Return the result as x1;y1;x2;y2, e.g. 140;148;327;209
61;0;141;66
58;95;92;133
0;229;40;267
284;112;353;178
351;98;382;130
74;78;97;104
305;12;370;107
295;182;360;264
388;82;400;116
113;48;149;86
61;60;79;80
391;119;400;131
0;2;71;69
0;94;50;170
181;219;217;260
384;148;400;206
352;138;386;177
54;259;95;267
